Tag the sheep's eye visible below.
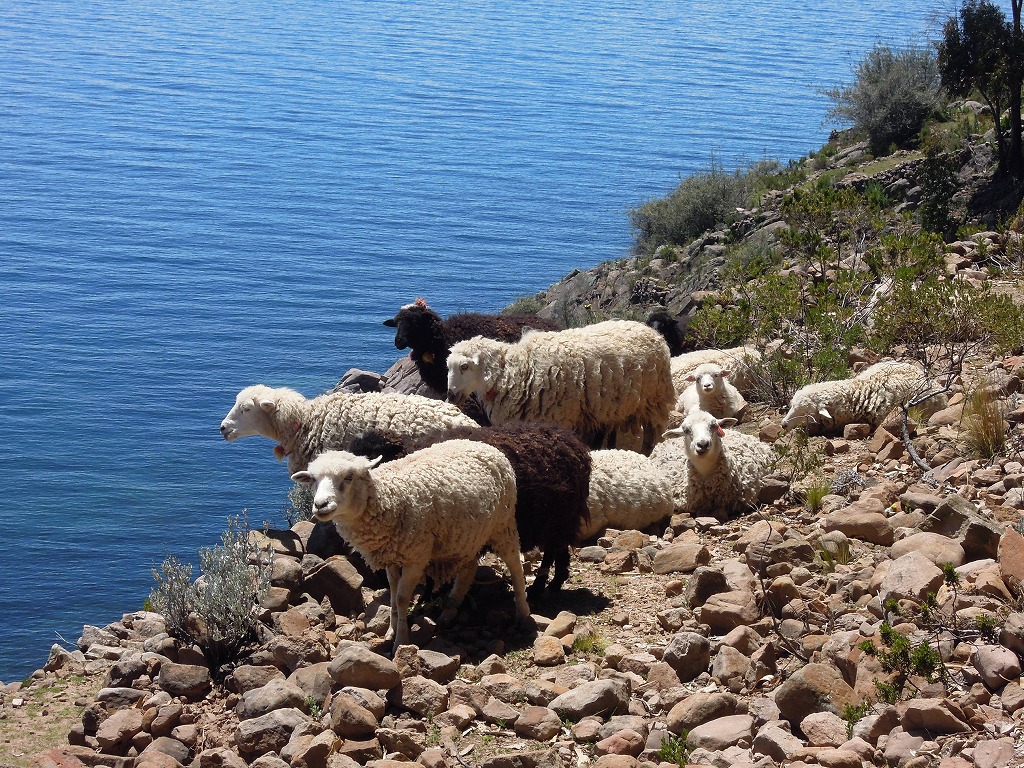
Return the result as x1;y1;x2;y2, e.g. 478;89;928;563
460;362;469;372
682;427;691;436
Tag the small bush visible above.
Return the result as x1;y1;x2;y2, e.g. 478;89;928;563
803;481;831;514
824;44;943;156
149;516;273;673
917;141;962;238
504;295;544;316
284;481;314;527
656;733;690;767
960;384;1008;459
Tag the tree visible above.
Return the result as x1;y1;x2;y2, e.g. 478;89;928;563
824;44;942;156
938;0;1024;177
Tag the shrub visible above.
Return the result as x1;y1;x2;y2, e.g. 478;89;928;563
629;159;755;254
284;481;314;527
824;44;943;156
504;295;544;316
960;383;1008;459
917;141;962;238
656;733;691;767
149;516;273;673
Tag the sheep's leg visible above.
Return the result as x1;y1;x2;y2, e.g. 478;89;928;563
549;547;570;592
641;421;656;455
385;566;401;642
392;564;424;651
439;560;478;627
493;538;531;623
527;549;553;599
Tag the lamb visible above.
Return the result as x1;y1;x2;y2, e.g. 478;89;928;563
676;362;748;420
650;409;773;519
646;309;695;357
291;441;530;650
780;359;948;433
219;384;478;474
671;346;762;396
447;319;675;454
349;422;591;597
581;449;674;540
383;297;560;394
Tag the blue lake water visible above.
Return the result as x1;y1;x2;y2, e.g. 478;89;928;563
0;0;966;682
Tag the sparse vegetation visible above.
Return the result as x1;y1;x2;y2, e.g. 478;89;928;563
960;383;1008;459
656;732;691;767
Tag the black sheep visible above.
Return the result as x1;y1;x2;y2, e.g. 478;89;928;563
383;298;560;393
349;422;591;599
646;309;696;357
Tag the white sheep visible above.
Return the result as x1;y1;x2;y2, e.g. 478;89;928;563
446;319;674;454
219;384;478;474
650;410;773;519
780;360;948;433
671;346;761;396
676;362;748;420
291;441;530;650
580;449;674;540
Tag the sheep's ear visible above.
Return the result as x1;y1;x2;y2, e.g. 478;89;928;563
479;354;499;390
818;407;833;422
367;456;383;468
663;426;684;438
721;369;731;378
383;317;397;328
718;418;738;429
291;471;314;485
258;398;278;413
686;373;696;382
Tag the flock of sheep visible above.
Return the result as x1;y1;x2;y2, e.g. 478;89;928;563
218;298;943;651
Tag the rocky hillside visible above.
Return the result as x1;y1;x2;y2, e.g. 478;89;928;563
4;133;1024;768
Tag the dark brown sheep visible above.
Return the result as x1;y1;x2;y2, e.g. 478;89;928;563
349;421;591;599
383;297;560;393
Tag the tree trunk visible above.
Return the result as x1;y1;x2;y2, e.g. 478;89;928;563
1011;0;1024;177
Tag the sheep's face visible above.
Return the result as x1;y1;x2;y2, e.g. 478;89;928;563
664;412;736;466
292;451;380;523
446;351;484;405
220;387;278;441
687;364;728;393
383;300;439;352
781;397;832;430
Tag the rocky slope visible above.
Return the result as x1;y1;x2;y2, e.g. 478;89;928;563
4;135;1024;768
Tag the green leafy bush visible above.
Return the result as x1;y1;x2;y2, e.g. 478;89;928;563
824;44;943;156
149;516;273;673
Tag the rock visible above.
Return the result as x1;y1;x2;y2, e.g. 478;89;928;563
998;528;1024;592
878;552;945;604
590;757;635;768
387;675;449;717
751;723;803;761
883;729;924;766
235;708;309;758
823;501;894;545
236;679;307;720
899;698;970;733
157;662;211;699
328;642;401;690
269;633;329;672
661;632;711;681
594;729;645;757
289;663;334;709
477;749;565;768
533;636;566;666
1001;613;1024;655
303;557;365;615
889;533;965;567
481;696;521;725
328;692;378;738
710;646;749;693
698;590;759;633
800;712;847;747
140;737;192;766
774;663;858;724
374;728;424;760
95;708;145;750
921;494;1002;560
973;737;1015;768
970;644;1022;690
515;706;561;740
685;714;754;751
193;748;249;768
227;665;286;694
666;692;739;734
682;567;730;607
149;703;183;738
652;543;711;574
549;678;629;720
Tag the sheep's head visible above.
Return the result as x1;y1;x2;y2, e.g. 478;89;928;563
447;337;503;405
383;299;443;353
781;392;832;430
291;451;381;523
687;363;729;394
664;410;737;471
220;385;291;441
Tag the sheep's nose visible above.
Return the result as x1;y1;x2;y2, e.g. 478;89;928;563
219;423;229;437
447;389;465;405
694;440;711;454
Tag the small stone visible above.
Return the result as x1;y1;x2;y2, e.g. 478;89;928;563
774;663;858;725
329;642;401;690
514;706;561;740
685;714;754;751
549;678;629;720
666;691;738;734
890;532;965;567
95;708;144;750
533;636;566;667
800;711;848;747
652;543;711;574
879;552;944;604
329;692;378;738
595;729;645;757
970;644;1022;690
387;675;449;718
157;662;211;699
236;679;307;721
899;698;970;733
661;632;711;682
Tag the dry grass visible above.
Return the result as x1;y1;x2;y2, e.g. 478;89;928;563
959;384;1008;459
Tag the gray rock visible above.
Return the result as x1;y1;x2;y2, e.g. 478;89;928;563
878;552;944;604
685;714;754;751
751;723;803;761
514;706;562;741
652;543;711;574
192;747;250;768
387;674;449;717
1000;612;1024;655
157;662;211;699
303;556;365;615
800;711;847;747
774;663;858;724
549;678;630;720
921;494;1002;560
666;692;739;734
289;662;333;709
227;665;286;694
662;632;711;681
95;708;145;750
236;678;308;720
235;707;309;758
329;692;378;738
889;532;965;567
698;590;759;633
970;644;1022;690
899;698;970;733
682;567;730;608
710;646;749;693
328;642;401;690
140;736;192;765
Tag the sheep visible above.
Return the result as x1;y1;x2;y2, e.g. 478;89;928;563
780;359;948;433
383;297;560;394
219;384;478;474
581;449;674;540
676;362;748;420
671;346;762;396
447;319;675;454
291;441;531;651
646;309;695;357
650;409;773;519
349;423;591;598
